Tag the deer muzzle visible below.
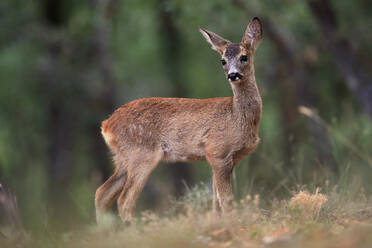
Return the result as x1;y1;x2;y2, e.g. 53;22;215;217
227;72;243;82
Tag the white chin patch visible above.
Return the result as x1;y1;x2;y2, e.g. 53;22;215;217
229;77;241;82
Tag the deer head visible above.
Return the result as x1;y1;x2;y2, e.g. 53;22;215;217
199;17;263;84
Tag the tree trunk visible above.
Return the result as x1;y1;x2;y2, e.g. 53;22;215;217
0;183;24;232
89;0;118;183
39;0;77;226
307;0;372;118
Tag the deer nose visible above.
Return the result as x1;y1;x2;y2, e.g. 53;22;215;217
227;72;242;81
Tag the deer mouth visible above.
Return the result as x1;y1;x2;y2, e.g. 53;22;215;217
228;73;243;82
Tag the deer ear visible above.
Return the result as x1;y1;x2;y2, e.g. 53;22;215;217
199;27;231;54
242;17;263;50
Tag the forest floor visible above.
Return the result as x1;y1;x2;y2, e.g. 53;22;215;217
2;182;372;248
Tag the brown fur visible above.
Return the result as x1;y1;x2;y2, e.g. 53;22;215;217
95;17;263;224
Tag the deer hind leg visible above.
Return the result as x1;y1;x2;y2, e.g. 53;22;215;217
117;149;162;223
95;158;127;224
208;156;234;214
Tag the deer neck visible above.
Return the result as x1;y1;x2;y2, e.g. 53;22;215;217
231;62;262;121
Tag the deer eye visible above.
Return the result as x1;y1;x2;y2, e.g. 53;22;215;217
221;59;227;66
240;55;248;62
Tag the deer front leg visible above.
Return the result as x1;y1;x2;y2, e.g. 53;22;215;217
208;157;234;214
212;179;221;214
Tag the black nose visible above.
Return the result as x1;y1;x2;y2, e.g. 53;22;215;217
227;72;242;81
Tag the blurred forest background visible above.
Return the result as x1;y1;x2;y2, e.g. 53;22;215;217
0;0;372;232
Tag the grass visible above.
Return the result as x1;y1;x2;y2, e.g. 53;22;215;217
1;179;372;248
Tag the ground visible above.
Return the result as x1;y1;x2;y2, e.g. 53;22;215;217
2;181;371;248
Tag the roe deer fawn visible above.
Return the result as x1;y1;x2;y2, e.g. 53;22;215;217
95;17;263;224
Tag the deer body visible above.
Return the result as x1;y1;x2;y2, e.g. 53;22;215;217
95;17;263;224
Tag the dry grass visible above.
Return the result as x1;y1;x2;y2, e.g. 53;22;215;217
1;182;372;248
288;189;328;221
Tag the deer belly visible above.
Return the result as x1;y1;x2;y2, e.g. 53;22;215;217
160;140;205;162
